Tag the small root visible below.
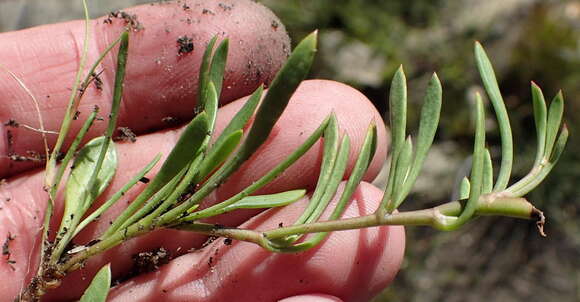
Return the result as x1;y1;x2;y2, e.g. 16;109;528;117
532;206;546;237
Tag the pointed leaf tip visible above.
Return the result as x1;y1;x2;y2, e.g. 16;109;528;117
303;30;318;49
397;64;404;73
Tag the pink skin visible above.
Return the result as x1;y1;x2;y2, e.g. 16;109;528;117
0;0;290;178
0;1;405;301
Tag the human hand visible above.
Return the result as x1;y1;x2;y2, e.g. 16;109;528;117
0;1;404;301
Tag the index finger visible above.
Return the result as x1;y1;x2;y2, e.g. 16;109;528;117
0;0;290;178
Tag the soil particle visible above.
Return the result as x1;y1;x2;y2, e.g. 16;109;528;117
182;3;190;10
115;127;137;143
224;238;232;246
161;116;180;125
202;8;215;15
91;71;104;91
177;35;194;56
2;233;14;257
218;3;233;11
131;247;171;275
271;20;279;31
4;119;18;128
199;236;218;249
8;152;44;162
7;259;16;270
106;10;144;32
3;233;15;270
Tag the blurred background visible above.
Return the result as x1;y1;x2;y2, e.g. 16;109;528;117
1;0;579;301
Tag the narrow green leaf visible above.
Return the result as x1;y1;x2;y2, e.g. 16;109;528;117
474;42;512;191
304;134;350;224
196;129;243;182
79;264;111;302
58;136;117;239
222;189;306;211
196;36;218;111
294;114;340;225
104;112;209;236
191;190;305;219
550;125;568;164
544;91;564;159
234;31;317;163
482;148;493;194
459;177;471;200
446;95;486;230
209;39;229;97
381;66;407;210
531;82;547;166
106;31;130;141
389;66;408;155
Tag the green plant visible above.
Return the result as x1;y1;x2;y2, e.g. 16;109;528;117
10;5;566;301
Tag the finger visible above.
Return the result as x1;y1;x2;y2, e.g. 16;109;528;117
108;182;405;302
0;0;290;178
0;80;389;300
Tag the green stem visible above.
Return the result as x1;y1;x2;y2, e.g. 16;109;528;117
172;195;539;253
264;195;536;240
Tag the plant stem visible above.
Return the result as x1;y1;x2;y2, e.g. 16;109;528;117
175;194;539;252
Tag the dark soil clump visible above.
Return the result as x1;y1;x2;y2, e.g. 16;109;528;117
177;35;194;55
